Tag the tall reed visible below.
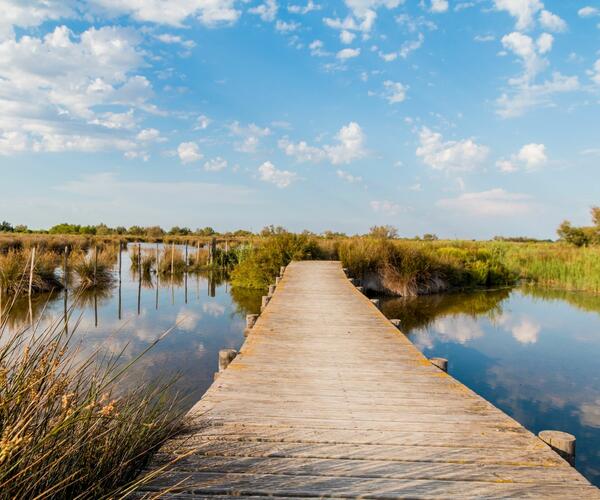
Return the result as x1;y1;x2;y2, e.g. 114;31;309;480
0;299;183;498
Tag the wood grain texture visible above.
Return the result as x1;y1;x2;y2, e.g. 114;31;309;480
138;261;599;498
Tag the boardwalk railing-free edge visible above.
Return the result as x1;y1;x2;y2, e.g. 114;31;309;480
138;261;599;499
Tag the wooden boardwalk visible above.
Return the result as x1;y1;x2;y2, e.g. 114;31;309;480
140;261;599;498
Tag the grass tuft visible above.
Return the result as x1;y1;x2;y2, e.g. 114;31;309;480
0;300;183;498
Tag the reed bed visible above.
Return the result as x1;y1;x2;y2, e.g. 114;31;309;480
129;247;157;275
158;246;187;275
72;249;115;289
502;243;600;293
0;299;183;498
0;249;62;297
187;248;209;270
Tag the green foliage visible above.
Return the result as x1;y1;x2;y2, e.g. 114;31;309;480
231;232;323;289
49;223;97;235
168;226;192;236
0;221;14;233
557;221;591;247
368;225;398;239
338;239;515;295
557;206;600;246
195;226;216;236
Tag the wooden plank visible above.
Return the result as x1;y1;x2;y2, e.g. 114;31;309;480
141;472;600;498
150;455;589;484
138;261;597;497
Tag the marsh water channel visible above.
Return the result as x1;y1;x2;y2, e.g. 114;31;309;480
4;245;600;487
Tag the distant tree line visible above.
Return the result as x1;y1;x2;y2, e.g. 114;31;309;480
0;221;253;238
557;207;600;247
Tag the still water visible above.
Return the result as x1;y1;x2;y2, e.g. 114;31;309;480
5;245;262;406
4;248;600;486
381;288;600;487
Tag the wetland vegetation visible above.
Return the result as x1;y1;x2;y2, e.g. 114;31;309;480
1;210;600;494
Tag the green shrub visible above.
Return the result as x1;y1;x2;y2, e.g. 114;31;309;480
231;232;322;289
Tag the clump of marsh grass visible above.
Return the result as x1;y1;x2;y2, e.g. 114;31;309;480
72;249;114;289
0;249;62;297
158;246;186;275
0;302;183;498
141;249;156;275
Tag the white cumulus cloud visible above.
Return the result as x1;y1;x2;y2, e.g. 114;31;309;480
258;161;297;188
279;121;366;165
229;121;271;153
430;0;449;13
578;6;599;18
337;47;361;59
539;9;567;32
204;157;227;171
0;24;152;154
382;80;408;103
178;141;202;164
517;143;547;168
90;0;240;27
249;0;278;22
493;0;543;30
416;127;489;172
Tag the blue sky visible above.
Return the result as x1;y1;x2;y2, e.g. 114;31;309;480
0;0;599;238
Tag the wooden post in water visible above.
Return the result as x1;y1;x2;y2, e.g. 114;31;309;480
244;314;259;337
28;246;36;298
185;241;188;267
390;319;402;329
156;242;160;273
94;291;98;327
137;244;142;315
196;240;200;268
539;431;576;466
275;276;281;285
280;266;286;276
155;242;160;310
210;237;217;266
93;245;98;287
268;284;276;296
118;242;122;283
170;242;175;276
261;295;270;311
218;349;237;371
430;357;448;373
28;246;36;325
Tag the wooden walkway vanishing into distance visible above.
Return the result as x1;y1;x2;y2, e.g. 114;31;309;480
139;261;599;498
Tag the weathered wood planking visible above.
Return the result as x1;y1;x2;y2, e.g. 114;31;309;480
138;261;599;498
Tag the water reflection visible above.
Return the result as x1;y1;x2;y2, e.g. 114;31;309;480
3;244;262;409
381;288;600;487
